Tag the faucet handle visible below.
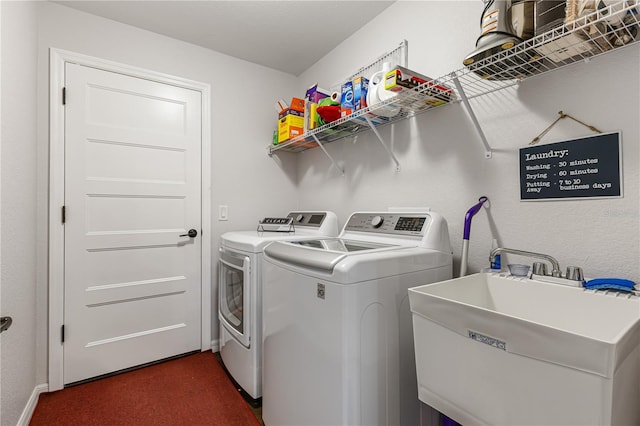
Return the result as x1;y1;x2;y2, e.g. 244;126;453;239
532;262;548;276
565;266;584;281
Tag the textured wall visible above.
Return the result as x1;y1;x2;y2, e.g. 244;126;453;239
296;1;640;281
1;2;39;425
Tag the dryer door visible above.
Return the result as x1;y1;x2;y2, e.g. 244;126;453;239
218;248;251;347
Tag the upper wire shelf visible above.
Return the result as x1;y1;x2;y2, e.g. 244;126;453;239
268;0;640;155
450;0;640;99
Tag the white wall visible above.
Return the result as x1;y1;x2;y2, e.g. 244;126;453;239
35;1;300;384
2;0;638;419
1;2;39;425
296;1;640;280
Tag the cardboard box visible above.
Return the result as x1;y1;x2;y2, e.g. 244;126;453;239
289;97;305;114
305;84;330;104
303;101;319;132
278;109;304;143
353;76;369;110
535;32;597;63
384;66;454;106
306;102;318;130
384;66;434;92
340;81;354;118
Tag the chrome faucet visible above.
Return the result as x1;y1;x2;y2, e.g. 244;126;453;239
490;247;562;278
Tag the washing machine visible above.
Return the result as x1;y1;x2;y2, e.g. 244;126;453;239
262;211;452;426
218;211;339;405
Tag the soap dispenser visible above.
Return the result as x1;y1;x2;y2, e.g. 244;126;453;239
490;238;501;271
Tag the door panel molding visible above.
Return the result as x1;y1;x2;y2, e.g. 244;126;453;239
48;48;212;391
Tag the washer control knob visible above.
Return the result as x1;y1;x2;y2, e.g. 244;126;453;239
295;214;305;223
371;215;384;228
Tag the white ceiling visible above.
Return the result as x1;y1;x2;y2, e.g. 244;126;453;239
54;1;396;76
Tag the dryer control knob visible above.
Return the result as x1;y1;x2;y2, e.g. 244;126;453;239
371;215;384;228
295;214;305;222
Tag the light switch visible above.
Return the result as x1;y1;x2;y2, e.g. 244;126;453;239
219;205;228;221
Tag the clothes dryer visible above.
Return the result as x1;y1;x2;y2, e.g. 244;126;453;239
218;211;338;405
262;211;452;425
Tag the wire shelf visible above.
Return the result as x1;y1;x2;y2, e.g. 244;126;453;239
268;84;455;154
268;0;640;156
455;0;640;99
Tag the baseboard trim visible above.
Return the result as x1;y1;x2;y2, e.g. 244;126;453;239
211;339;219;353
17;383;48;426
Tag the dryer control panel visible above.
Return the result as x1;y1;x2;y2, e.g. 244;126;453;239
344;213;431;236
258;212;330;232
285;212;327;227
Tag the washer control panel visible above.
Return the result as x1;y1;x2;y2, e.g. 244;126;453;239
344;213;430;236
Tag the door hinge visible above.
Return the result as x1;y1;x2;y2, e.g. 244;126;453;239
62;205;66;224
62;87;66;105
61;324;65;343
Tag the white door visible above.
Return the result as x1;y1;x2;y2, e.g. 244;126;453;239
63;63;202;384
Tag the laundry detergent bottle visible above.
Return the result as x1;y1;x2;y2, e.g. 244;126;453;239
490;238;501;271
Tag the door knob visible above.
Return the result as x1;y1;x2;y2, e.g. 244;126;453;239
0;316;13;333
180;229;198;238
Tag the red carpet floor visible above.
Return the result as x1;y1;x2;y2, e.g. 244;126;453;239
30;351;261;426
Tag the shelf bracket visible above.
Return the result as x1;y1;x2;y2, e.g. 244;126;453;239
452;75;493;159
311;134;344;175
363;116;400;172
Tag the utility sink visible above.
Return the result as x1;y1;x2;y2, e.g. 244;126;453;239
409;272;640;426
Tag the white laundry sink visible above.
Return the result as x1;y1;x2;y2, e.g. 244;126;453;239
409;272;640;426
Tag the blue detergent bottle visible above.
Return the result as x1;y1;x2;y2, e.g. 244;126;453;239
490;238;501;271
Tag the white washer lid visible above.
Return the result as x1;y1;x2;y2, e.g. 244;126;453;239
264;241;452;283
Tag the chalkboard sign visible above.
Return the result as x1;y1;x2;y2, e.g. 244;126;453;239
520;132;622;201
